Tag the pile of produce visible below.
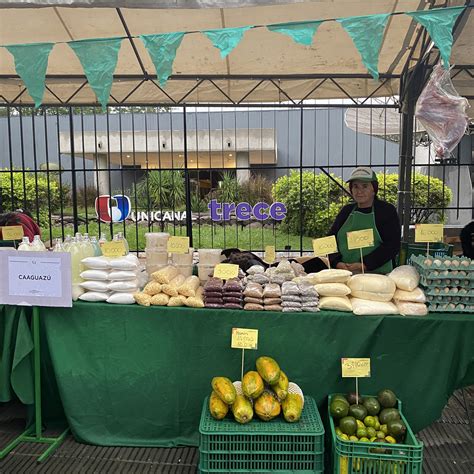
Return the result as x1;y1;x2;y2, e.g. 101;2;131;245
209;356;303;424
330;389;407;445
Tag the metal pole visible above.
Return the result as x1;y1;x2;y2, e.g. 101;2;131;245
182;105;193;246
68;107;79;233
299;106;304;255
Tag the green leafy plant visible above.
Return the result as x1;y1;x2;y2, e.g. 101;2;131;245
191;194;208;213
217;171;240;203
238;173;274;205
135;170;185;210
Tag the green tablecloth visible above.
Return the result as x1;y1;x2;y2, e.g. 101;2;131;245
39;302;474;447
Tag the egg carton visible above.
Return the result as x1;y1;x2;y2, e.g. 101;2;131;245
424;287;474;297
419;275;474;289
427;302;474;313
425;294;474;305
411;255;474;272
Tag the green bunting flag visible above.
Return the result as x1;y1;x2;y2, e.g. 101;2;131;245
140;32;185;87
6;43;54;108
407;6;465;69
267;21;323;46
338;13;390;80
203;26;252;58
69;38;123;111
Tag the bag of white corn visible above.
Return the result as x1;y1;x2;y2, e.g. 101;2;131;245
80;280;109;292
388;265;420;291
162;274;186;296
319;296;352;312
81;256;110;270
108;270;139;281
106;292;136;304
309;269;352;284
246;265;265;275
314;283;351;297
108;280;140;292
347;274;396;302
351;298;398;315
143;281;162;296
168;295;186;307
395;300;428;316
150;293;170;306
133;292;152;307
80;269;109;281
152;265;180;284
185;287;204;308
79;291;110;302
275;260;293;274
393;287;426;303
177;275;201;297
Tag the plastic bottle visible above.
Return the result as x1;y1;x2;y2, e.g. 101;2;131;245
18;236;31;251
62;234;72;252
99;233;108;247
81;233;95;259
69;237;82;284
31;235;47;251
117;231;130;255
52;238;64;252
91;236;102;256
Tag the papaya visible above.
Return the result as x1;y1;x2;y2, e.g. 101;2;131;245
232;394;254;424
209;391;229;420
282;393;303;423
254;391;281;421
256;356;280;385
242;371;264;399
211;377;236;405
271;370;289;400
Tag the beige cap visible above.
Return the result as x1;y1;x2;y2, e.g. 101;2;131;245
347;167;378;183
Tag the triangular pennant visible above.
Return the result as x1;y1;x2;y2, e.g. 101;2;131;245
203;26;252;58
69;37;123;111
6;43;54;108
407;6;465;68
267;21;323;46
337;13;390;80
140;32;185;87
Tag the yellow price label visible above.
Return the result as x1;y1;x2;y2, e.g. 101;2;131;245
341;358;371;378
347;229;374;250
313;236;338;256
213;263;240;280
415;224;443;243
101;241;126;257
167;236;190;254
1;225;24;240
231;328;259;350
264;245;276;264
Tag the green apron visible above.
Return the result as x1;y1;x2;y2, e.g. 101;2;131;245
337;205;393;274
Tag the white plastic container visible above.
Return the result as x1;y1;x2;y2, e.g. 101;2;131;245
198;249;223;265
172;249;194;266
146;263;168;277
145;248;169;265
198;264;215;282
145;232;169;250
176;264;194;278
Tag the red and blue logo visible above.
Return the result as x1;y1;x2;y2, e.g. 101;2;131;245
95;195;131;223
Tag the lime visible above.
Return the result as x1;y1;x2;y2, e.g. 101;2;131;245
339;433;349;441
380;424;388;435
339;416;358;436
359;437;370;442
363;397;381;416
356;428;367;438
366;427;376;438
377;389;397;408
374;420;381;431
335;427;343;436
349;435;359;442
356;420;365;429
369;437;377;442
385;436;397;444
330;399;349;419
364;415;376;428
376;431;385;440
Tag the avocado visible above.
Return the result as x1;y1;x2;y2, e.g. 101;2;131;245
363;397;381;416
330;399;349;419
377;389;397;408
332;394;350;407
379;408;401;425
339;416;357;436
348;404;368;421
387;419;407;441
347;392;364;405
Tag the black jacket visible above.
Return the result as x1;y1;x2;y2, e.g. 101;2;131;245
328;199;401;271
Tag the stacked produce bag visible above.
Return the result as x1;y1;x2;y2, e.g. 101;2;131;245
311;269;353;312
208;356;304;424
388;265;428;316
79;255;142;304
223;278;244;309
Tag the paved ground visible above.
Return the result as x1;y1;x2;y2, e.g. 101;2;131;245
1;387;473;473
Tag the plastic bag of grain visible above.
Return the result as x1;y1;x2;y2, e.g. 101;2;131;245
319;296;352;312
309;269;352;284
314;283;351;297
152;265;180;284
395;300;428;316
388;265;420;291
347;274;396;302
393;287;426;303
351;298;398;315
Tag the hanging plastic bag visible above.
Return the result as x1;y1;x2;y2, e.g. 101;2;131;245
415;63;469;159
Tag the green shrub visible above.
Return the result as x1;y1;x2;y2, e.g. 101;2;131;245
238;173;273;205
135;170;185;209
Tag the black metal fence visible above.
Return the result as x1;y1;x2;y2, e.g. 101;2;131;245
0;102;471;253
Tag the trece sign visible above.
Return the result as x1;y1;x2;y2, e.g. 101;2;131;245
208;199;287;221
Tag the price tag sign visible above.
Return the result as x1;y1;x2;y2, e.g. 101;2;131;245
1;225;24;240
101;241;126;257
347;229;374;250
415;224;443;243
313;235;338;256
167;236;190;254
264;245;276;264
214;263;239;279
341;358;371;378
231;328;259;350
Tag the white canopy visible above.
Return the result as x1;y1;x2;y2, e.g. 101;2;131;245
0;0;472;105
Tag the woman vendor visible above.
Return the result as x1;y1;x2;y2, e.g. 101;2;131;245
328;167;401;274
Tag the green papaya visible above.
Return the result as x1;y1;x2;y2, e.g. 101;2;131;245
256;356;281;385
271;370;289;400
254;391;281;421
211;377;236;405
232;394;254;424
242;371;264;399
281;393;303;423
209;391;229;420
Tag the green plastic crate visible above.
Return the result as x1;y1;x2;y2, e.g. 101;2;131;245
328;395;423;474
398;242;453;266
199;395;324;473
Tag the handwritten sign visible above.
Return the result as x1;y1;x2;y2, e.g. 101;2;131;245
347;229;374;250
1;225;24;241
101;241;126;257
214;263;239;280
231;328;259;350
415;224;443;243
341;358;371;378
264;245;276;264
313;236;338;256
167;236;190;254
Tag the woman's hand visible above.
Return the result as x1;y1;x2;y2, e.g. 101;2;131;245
336;262;349;270
345;262;367;273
